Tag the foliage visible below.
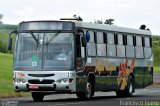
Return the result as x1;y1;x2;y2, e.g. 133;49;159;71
104;19;114;25
94;19;115;25
0;24;17;53
94;19;103;24
152;36;160;66
154;66;160;73
0;24;17;30
0;14;3;24
0;41;7;53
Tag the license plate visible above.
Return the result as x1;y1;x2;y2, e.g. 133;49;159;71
29;84;39;89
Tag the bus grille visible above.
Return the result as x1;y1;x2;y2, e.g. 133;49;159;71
28;74;55;77
28;79;54;84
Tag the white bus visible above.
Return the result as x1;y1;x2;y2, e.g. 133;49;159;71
8;19;153;101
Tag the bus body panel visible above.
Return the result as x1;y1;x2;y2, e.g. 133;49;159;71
76;57;153;92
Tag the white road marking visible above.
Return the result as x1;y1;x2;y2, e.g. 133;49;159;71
135;88;160;95
134;89;148;94
45;102;86;106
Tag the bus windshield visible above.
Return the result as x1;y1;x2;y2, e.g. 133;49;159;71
14;32;74;70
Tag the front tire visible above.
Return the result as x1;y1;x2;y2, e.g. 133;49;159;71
32;92;44;102
76;81;93;100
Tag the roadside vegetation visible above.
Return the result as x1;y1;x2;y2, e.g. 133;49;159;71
153;36;160;73
154;66;160;73
0;52;30;97
0;24;30;97
0;24;17;53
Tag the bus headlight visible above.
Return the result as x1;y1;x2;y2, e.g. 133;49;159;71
15;78;26;83
57;78;68;84
56;78;73;84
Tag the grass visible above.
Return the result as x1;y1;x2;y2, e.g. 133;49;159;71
154;66;160;73
0;52;30;97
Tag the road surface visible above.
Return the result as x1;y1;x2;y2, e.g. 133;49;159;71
1;83;160;106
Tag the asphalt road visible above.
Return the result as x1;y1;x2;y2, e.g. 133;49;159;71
1;83;160;106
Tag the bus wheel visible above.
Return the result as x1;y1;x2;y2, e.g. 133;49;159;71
116;76;134;97
32;92;44;102
125;76;134;97
116;90;124;97
85;81;92;99
76;81;93;100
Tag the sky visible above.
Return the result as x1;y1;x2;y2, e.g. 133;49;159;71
0;0;160;35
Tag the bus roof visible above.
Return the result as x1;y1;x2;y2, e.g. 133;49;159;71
74;21;152;36
18;20;152;36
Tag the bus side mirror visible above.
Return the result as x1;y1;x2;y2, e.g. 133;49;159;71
81;36;87;47
8;38;12;50
8;30;17;51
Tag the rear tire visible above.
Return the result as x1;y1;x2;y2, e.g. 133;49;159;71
125;76;134;97
32;92;44;102
116;90;125;97
116;75;134;97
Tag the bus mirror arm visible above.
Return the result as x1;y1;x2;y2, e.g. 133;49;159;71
77;29;87;47
8;30;17;51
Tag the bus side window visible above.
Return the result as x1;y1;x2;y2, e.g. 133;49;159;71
127;35;133;46
136;36;142;46
107;33;115;44
117;33;126;57
118;34;123;45
135;36;144;58
144;37;152;58
96;32;106;56
145;37;150;47
96;32;104;43
88;31;95;43
107;33;116;57
87;31;96;56
126;35;135;58
87;43;96;56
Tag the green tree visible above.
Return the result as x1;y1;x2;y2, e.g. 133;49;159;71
104;19;114;25
0;14;3;24
152;37;160;66
94;19;103;24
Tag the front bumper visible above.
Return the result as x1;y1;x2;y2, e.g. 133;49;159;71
13;71;76;93
14;82;76;93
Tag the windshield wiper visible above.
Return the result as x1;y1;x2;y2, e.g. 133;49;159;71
45;31;60;46
30;32;40;45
